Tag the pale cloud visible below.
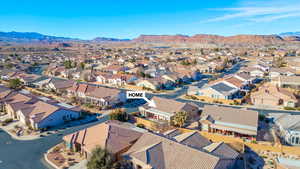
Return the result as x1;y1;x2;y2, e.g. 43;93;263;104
205;0;300;23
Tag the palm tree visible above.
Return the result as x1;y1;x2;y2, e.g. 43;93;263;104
87;147;113;169
172;111;188;128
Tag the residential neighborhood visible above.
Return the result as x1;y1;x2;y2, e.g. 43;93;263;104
2;2;300;169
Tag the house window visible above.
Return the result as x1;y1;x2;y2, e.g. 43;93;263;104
296;137;300;145
292;137;295;144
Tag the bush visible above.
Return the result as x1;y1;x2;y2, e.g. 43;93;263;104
233;100;240;105
259;114;266;121
284;107;296;110
4;118;13;123
251;140;257;144
8;78;22;89
136;123;145;129
109;109;129;122
1;118;13;126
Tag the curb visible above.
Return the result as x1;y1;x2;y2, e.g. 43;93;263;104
44;144;62;169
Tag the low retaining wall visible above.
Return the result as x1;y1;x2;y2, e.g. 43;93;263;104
190;95;242;105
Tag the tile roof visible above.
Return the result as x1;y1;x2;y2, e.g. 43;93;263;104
143;96;187;114
203;142;239;159
29;101;60;123
85;86;120;99
63;121;143;154
251;83;297;101
173;131;211;149
269;113;300;132
163;129;181;138
202;105;258;131
125;132;226;169
210;82;236;94
224;77;244;88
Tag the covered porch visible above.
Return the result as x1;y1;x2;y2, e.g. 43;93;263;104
209;126;257;140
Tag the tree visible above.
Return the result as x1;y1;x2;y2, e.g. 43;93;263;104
172;111;187;127
87;147;114;169
8;78;22;89
5;63;13;69
80;62;85;69
87;147;133;169
64;60;72;69
64;60;76;69
109;109;128;122
112;160;133;169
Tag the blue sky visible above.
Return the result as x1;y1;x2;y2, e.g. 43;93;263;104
1;0;300;39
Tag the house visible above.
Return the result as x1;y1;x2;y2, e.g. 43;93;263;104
287;60;300;73
223;76;244;90
254;64;269;72
95;72;138;86
200;105;259;140
139;96;199;123
172;131;212;149
251;83;298;108
2;91;81;129
3;92;35;119
275;76;300;90
30;76;52;88
197;82;239;100
85;85;126;107
67;83;126;107
269;113;300;146
17;101;81;129
234;72;258;84
275;157;300;169
135;78;161;91
13;73;41;86
102;65;129;74
239;67;265;78
0;86;13;111
63;121;143;160
0;69;18;80
47;79;75;93
124;131;240;169
269;68;296;78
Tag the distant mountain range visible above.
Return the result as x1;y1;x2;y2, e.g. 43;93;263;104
279;32;300;37
0;31;300;44
92;37;130;42
0;31;77;43
133;34;289;44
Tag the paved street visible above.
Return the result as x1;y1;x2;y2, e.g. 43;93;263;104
0;115;109;169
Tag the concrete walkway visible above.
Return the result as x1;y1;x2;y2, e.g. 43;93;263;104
69;160;87;169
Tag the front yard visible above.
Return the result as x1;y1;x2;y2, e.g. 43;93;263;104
46;143;85;169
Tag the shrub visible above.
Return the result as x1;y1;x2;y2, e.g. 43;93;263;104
4;118;13;123
233;100;240;105
284;107;296;110
1;118;13;126
109;109;128;122
136;123;145;129
251;140;257;144
259;114;266;121
8;78;22;89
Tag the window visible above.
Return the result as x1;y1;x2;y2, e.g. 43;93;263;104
296;137;299;145
292;137;295;144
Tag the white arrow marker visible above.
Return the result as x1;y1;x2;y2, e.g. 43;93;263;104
126;91;156;108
